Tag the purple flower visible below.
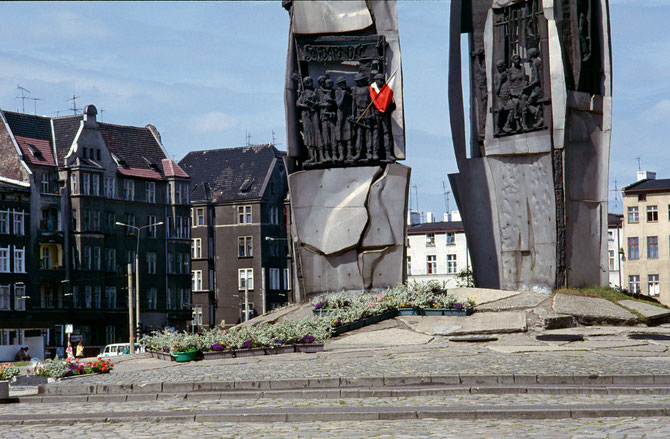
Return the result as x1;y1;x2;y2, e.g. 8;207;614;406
454;302;463;310
211;343;224;351
241;340;253;349
314;302;322;309
274;339;283;345
300;334;315;344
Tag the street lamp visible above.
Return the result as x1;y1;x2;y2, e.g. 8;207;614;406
115;220;163;352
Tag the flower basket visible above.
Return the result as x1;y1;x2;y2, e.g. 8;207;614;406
295;343;324;353
173;350;199;362
233;347;265;358
264;345;296;355
398;307;419;316
203;350;236;360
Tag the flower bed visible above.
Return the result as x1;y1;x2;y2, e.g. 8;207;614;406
25;358;114;379
0;362;20;381
140;282;477;362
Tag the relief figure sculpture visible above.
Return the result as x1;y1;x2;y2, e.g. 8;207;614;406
349;72;371;163
296;76;321;163
473;48;488;137
494;60;513;136
335;76;353;162
507;54;526;133
320;78;338;162
315;75;332;162
371;73;395;163
522;47;544;130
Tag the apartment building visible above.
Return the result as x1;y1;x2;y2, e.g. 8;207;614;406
179;144;291;328
607;213;623;289
0;105;191;358
406;221;470;288
622;174;670;306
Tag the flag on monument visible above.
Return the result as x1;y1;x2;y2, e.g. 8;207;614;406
370;75;396;113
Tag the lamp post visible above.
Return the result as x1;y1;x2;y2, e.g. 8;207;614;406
115;220;163;347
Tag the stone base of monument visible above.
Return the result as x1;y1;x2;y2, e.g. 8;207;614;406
289;163;410;295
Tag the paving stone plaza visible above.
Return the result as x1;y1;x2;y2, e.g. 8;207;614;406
3;319;670;438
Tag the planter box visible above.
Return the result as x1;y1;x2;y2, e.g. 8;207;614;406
443;308;474;316
398;308;419;316
0;381;8;399
378;309;398;321
174;350;199;362
421;308;447;316
202;350;236;360
312;309;334;316
264;345;296;355
295;343;324;353
12;375;49;386
148;351;176;362
234;347;265;358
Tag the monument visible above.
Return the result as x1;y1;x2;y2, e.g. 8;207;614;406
282;0;409;299
448;0;612;291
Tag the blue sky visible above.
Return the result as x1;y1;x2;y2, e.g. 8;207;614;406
1;1;668;217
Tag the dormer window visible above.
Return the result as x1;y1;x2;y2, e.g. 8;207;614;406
240;178;254;193
28;144;42;158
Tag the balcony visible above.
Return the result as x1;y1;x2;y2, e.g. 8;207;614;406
40;243;63;271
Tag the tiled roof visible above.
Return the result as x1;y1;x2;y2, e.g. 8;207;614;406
2;111;52;142
408;221;464;234
14;136;56;167
623;178;670;193
99;123;166;171
161;158;189;178
179;144;282;203
608;213;623;227
52;115;83;164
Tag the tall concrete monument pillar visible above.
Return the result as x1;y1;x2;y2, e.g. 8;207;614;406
448;0;612;291
282;1;409;300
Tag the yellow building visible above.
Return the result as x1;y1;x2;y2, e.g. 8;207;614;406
622;173;670;306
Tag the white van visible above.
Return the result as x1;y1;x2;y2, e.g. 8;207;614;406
98;343;144;358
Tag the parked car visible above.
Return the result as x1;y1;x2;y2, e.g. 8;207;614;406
98;343;144;358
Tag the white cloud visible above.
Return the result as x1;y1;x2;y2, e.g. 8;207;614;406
191;112;239;133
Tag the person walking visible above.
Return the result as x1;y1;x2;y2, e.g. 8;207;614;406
66;342;74;359
76;341;84;358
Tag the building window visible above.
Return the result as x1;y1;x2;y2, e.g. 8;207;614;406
269;268;280;290
647;236;659;259
14;284;26;311
167;288;176;310
238;236;252;257
84;286;92;309
147;288;157;310
175;183;183;204
104;177;115;198
14;247;25;273
647;205;658;222
607;230;614;242
192;238;202;259
183;253;190;274
426;233;435;246
179;288;189;309
639;194;646;201
146;252;157;274
192;270;202;291
147;215;158;238
41;173;50;193
167;252;175;274
71;245;79;270
105;287;116;309
446;254;457;274
237;206;252;224
407;256;412;275
182;217;190;239
125;213;135;235
238;268;253;290
123;179;135;201
426;255;437;274
0;285;9;310
41;287;55;308
446;232;455;245
628;275;640;293
94;286;102;308
283;267;291;290
92;174;100;196
0;247;9;273
83;246;91;270
270;206;280;225
648;274;660;296
106;248;116;272
627;237;639;260
608;250;615;271
71;173;78;194
82;173;90;195
13;210;24;235
105;325;116;345
0;211;8;234
93;210;101;231
195;208;205;226
167;182;173;204
145;181;156;203
176;252;183;274
72;286;80;308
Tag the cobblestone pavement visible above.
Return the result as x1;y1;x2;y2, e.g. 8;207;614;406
2;418;670;438
7;394;670;415
55;337;670;386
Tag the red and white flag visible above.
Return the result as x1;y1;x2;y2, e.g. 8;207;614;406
369;73;396;113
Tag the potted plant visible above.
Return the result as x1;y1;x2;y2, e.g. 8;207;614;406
171;338;200;362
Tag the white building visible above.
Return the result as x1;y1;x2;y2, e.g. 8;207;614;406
608;213;623;289
406;221;470;288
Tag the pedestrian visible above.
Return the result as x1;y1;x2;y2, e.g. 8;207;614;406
23;346;31;361
76;341;84;358
66;342;74;359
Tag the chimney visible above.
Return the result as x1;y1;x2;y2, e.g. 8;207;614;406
637;170;656;182
83;105;97;127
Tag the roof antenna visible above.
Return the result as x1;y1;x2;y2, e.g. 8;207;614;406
635;155;641;171
609;179;620;211
67;85;81;115
28;97;44;115
245;130;251;146
100;108;105;122
272;130;276;145
411;184;419;212
16;85;30;113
